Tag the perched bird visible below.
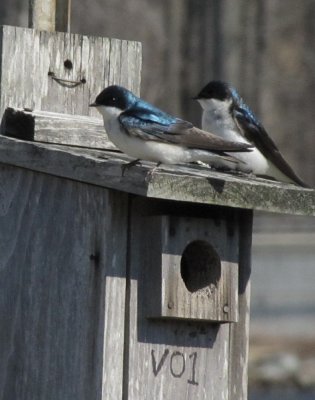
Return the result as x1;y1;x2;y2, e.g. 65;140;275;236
89;85;253;174
194;80;308;187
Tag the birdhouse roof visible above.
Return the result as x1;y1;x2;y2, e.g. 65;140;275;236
0;108;314;216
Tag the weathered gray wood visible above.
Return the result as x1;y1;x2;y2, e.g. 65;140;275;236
125;197;232;400
1;107;117;150
28;0;72;32
0;25;142;118
0;135;313;216
0;164;128;400
29;0;56;31
142;214;238;322
229;210;253;400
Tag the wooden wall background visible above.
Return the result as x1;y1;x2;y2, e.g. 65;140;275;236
0;0;314;187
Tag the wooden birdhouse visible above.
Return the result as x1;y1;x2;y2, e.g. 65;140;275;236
0;6;314;400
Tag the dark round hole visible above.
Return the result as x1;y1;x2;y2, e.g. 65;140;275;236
64;59;73;70
180;240;221;293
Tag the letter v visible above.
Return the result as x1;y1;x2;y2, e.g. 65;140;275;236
151;349;170;377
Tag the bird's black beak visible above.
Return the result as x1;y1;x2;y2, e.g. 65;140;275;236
89;102;98;107
192;96;199;100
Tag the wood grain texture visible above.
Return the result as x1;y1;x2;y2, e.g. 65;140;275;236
0;135;313;216
228;210;253;400
142;214;238;322
125;197;232;400
29;0;56;31
1;107;117;150
0;25;142;118
0;164;128;400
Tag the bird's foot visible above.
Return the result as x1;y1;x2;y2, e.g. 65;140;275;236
121;159;141;177
145;162;162;183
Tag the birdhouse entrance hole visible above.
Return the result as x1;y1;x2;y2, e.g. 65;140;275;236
180;240;221;293
137;206;239;322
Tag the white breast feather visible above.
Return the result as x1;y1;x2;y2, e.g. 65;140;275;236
96;104;237;168
199;98;293;181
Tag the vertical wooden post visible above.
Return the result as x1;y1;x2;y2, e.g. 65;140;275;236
0;14;142;398
29;0;71;32
29;0;56;31
229;209;253;400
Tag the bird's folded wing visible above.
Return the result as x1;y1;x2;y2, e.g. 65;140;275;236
234;108;307;186
119;115;252;153
234;107;279;153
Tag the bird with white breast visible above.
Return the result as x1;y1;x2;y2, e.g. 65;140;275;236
194;80;308;187
90;85;253;176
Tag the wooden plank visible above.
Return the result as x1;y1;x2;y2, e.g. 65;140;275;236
0;25;142;118
0;164;128;400
124;197;231;400
29;0;71;32
142;213;238;322
29;0;56;31
229;210;253;400
0;135;313;216
1;107;117;150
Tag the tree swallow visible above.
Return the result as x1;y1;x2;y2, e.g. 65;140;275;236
194;80;308;187
89;85;253;174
